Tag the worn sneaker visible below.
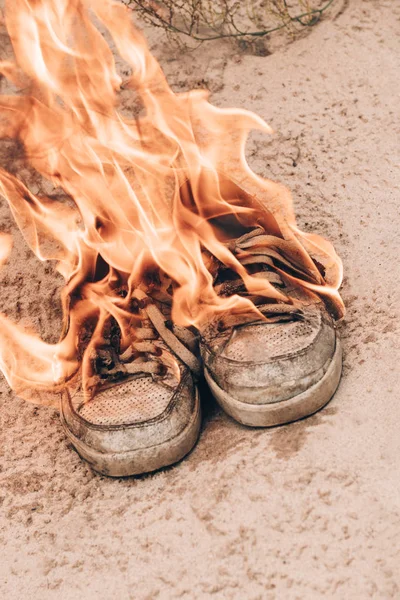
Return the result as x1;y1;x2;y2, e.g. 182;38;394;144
200;227;343;427
60;288;201;476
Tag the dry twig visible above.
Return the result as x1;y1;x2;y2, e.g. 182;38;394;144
124;0;336;50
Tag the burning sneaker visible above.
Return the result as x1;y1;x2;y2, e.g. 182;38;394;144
200;227;343;427
60;289;201;477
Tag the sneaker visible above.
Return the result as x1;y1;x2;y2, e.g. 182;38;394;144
60;288;201;476
200;227;343;427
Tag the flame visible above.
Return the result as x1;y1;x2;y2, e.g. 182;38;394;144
0;0;344;402
0;232;12;266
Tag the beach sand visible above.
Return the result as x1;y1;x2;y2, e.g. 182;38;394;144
0;0;399;597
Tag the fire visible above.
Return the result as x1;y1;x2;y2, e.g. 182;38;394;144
0;0;344;402
0;232;12;266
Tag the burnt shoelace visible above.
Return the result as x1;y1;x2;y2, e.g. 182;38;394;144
214;227;308;329
90;288;201;397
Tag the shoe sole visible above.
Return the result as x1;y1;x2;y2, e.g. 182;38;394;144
204;340;343;427
59;388;201;477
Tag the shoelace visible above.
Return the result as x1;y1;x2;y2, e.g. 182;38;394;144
230;226;325;280
214;227;307;328
93;289;202;392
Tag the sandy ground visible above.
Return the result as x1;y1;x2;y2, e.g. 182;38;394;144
1;0;400;597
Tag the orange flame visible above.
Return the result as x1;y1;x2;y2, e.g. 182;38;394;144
0;0;344;402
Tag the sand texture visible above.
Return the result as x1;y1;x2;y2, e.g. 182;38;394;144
1;0;399;597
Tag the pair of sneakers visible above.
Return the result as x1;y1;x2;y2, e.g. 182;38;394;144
60;226;343;477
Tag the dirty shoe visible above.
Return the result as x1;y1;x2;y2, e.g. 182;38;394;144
60;289;201;477
200;228;342;427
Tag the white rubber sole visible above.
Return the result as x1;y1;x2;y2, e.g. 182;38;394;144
204;340;343;427
60;388;201;477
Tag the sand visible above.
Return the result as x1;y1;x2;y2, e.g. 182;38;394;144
1;0;400;597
